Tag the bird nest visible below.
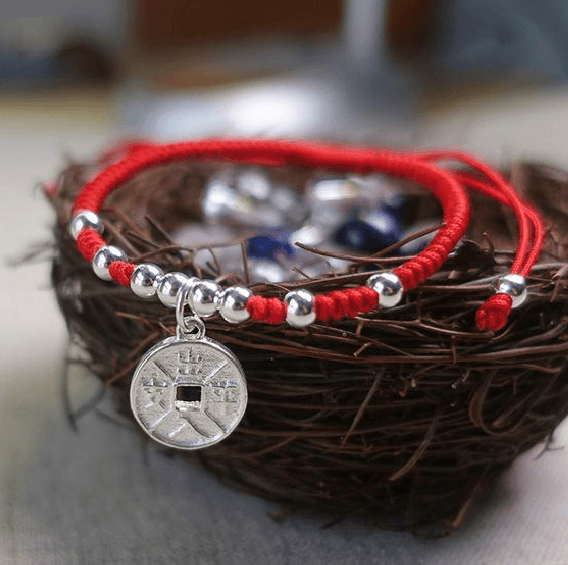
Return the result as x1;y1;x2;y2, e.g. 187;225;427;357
47;153;568;536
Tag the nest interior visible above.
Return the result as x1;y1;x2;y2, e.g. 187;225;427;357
48;155;568;536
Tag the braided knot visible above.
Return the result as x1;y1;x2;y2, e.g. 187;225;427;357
395;241;448;290
315;287;378;322
109;261;135;287
247;296;287;324
475;293;513;332
76;228;105;262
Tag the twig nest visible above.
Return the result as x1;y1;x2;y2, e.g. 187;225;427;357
47;156;568;536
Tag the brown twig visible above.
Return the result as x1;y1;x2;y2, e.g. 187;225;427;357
47;157;568;536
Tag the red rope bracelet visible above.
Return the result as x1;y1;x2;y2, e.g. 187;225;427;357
412;150;545;328
70;138;544;332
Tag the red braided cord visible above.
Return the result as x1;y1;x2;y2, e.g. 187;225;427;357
247;296;287;325
475;294;513;332
72;139;546;328
76;230;138;287
73;139;471;324
108;261;136;287
315;287;378;322
452;171;545;331
412;150;534;274
73;139;471;323
71;138;551;329
76;228;105;262
453;172;545;277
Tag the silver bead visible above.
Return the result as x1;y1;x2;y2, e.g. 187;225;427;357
284;289;316;328
130;263;164;299
218;286;252;324
496;274;527;308
366;272;403;307
189;280;221;318
69;211;103;240
157;272;193;308
92;245;127;281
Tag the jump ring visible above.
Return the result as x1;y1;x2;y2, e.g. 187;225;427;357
176;280;205;339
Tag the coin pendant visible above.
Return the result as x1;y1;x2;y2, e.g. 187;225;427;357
130;335;247;450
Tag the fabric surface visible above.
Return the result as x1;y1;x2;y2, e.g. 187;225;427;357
1;382;567;565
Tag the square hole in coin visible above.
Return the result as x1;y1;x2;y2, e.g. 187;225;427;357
175;385;202;411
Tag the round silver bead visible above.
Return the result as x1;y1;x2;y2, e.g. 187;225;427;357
189;280;221;318
366;272;403;307
92;245;127;281
157;272;193;308
130;263;164;299
496;274;527;308
284;289;316;328
218;286;252;324
69;211;103;240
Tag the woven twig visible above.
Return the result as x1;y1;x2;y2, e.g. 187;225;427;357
47;158;568;536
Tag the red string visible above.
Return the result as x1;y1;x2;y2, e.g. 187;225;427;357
475;293;513;331
449;169;544;331
247;296;287;324
108;261;136;287
314;287;378;322
414;152;545;274
72;138;544;329
74;139;470;306
76;228;105;262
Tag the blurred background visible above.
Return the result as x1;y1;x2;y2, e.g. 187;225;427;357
2;0;568;143
2;1;568;563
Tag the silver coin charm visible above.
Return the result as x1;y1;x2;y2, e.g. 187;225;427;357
130;281;247;450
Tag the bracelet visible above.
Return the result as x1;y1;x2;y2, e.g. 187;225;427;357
72;139;471;321
68;138;545;451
